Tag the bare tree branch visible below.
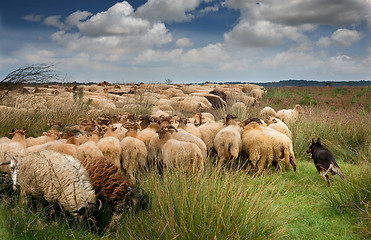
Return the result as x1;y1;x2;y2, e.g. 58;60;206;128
0;64;57;100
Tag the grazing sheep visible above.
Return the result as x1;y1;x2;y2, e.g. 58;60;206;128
80;156;146;212
261;127;296;172
198;122;224;153
260;107;277;120
241;119;296;173
158;126;204;172
242;84;262;93
204;95;226;109
0;129;27;173
97;126;122;169
111;123;128;141
0;137;10;144
249;88;264;100
171;126;207;160
180;119;202;139
4;150;101;223
189;113;214;126
209;90;227;101
9;129;27;149
26;129;60;147
276;104;305;123
242;122;274;173
240;95;258;107
146;132;163;169
137;122;161;147
76;141;104;162
213;114;243;166
267;117;292;139
120;125;147;182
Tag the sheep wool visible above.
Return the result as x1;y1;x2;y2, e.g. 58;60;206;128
9;150;98;220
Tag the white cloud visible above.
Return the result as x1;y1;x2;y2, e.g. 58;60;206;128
136;0;202;22
223;0;368;49
261;50;322;69
134;49;183;65
316;37;331;48
200;4;219;14
182;43;226;66
224;20;309;48
77;2;150;37
224;0;368;26
331;29;363;47
49;2;172;57
23;14;43;22
176;38;194;48
65;11;92;27
328;54;363;74
51;22;172;55
25;50;56;63
43;15;66;30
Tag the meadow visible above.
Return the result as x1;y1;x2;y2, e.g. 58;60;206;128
0;84;370;239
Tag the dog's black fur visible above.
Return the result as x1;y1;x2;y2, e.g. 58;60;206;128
307;138;344;186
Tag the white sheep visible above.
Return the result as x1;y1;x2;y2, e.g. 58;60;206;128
276;104;305;123
249;88;265;100
267;117;292;139
260;106;277;120
213;114;242;166
76;141;104;161
120;125;147;182
0;129;27;173
171;127;207;160
198;121;224;153
96;126;122;169
158;126;204;172
241;122;274;173
3;150;101;223
26;129;60;148
137;122;161;147
262;127;296;172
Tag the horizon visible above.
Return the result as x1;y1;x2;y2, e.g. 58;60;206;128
1;0;371;84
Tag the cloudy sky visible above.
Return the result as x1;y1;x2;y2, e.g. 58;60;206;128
0;0;370;84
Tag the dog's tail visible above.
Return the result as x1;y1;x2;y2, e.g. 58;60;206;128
331;162;344;179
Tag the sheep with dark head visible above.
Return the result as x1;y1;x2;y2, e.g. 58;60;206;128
80;156;147;215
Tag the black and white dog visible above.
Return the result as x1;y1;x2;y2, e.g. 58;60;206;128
307;138;344;186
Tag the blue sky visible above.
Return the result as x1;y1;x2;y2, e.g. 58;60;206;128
0;0;370;84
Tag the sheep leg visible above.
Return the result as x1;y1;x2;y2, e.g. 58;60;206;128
289;157;296;172
256;157;267;174
20;190;28;206
283;149;290;171
272;160;282;173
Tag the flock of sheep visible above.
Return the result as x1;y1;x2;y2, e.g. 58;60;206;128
0;82;305;227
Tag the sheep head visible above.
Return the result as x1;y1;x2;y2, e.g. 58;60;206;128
294;104;305;114
9;129;27;136
74;199;103;224
126;186;148;213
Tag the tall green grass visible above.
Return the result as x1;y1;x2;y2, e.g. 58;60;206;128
117;167;288;239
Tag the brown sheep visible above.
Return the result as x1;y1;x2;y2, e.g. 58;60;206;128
80;156;146;212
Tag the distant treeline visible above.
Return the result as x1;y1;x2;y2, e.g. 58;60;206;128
23;79;371;87
257;80;371;87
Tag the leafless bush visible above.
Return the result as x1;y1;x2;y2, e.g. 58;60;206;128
0;64;56;100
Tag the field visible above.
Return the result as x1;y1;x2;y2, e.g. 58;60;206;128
0;84;370;239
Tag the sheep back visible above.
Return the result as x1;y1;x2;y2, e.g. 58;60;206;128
15;150;96;214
